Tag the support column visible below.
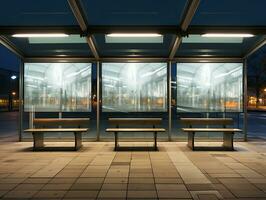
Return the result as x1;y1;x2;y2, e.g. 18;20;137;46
96;61;100;141
168;61;172;141
243;59;248;141
19;61;24;141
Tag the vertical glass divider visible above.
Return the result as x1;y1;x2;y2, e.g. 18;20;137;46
19;60;24;141
96;61;100;141
243;59;248;141
168;61;172;141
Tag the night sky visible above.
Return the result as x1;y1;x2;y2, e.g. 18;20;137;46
0;44;20;72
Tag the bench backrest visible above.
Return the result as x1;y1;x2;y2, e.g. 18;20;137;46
180;118;234;127
33;118;90;128
108;118;162;127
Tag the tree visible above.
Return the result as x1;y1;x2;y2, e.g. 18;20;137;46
248;52;266;108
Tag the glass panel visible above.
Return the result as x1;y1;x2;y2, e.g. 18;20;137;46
24;63;91;112
176;63;243;112
102;63;167;112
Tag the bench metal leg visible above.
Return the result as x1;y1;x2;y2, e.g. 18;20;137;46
32;132;44;150
187;132;195;150
114;132;118;151
154;132;157;150
74;132;82;150
223;132;234;150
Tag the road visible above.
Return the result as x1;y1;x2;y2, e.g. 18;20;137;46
0;111;265;140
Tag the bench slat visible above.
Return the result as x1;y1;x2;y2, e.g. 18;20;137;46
180;118;234;125
24;128;88;132
182;128;242;132
108;118;162;125
33;118;90;126
106;128;165;132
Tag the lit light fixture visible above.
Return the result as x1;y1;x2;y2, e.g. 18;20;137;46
201;33;254;38
12;33;69;38
106;33;162;37
12;92;16;96
11;75;17;80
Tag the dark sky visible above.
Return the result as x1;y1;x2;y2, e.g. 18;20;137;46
0;44;20;72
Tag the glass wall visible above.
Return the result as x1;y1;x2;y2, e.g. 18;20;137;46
20;61;245;141
24;63;91;112
176;63;243;112
22;62;95;140
100;63;168;140
172;62;243;140
102;63;167;112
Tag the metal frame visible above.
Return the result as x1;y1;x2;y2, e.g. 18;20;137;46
24;57;95;63
0;36;24;59
68;0;99;59
96;61;100;141
168;61;172;141
243;59;248;141
18;61;24;141
169;0;200;59
244;36;266;58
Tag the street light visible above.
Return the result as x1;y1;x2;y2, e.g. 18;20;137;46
11;75;17;80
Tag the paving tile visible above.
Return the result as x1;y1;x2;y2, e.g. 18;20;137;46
49;178;76;184
4;190;38;199
0;183;18;191
128;183;156;191
98;190;127;199
186;184;215;191
42;183;72;191
101;184;127;190
64;190;98;199
14;183;45;191
104;177;128;184
127;190;157;199
156;184;187;191
70;183;102;190
157;190;191;199
76;177;104;183
33;190;66;199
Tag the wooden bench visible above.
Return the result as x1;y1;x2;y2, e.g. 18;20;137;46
180;118;242;150
24;118;90;150
106;118;166;150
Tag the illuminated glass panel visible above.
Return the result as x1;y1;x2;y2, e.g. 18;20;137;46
24;63;91;112
176;63;243;112
102;63;167;112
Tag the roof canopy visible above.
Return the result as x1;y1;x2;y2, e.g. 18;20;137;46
0;0;266;59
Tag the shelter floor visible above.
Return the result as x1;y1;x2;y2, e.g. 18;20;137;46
0;141;266;199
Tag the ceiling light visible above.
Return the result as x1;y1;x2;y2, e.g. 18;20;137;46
201;33;254;38
106;33;162;37
12;33;69;38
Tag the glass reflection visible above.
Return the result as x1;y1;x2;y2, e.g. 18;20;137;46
24;63;91;112
102;63;167;112
176;63;243;112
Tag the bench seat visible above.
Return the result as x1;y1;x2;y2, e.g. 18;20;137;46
180;118;242;150
24;128;88;150
106;118;165;150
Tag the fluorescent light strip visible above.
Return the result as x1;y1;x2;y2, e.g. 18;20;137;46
12;33;69;38
201;33;254;38
107;33;162;37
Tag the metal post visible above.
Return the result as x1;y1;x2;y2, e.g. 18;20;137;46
96;61;100;141
243;59;248;141
168;61;172;141
18;61;24;141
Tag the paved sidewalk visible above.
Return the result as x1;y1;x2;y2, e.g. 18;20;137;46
0;141;265;199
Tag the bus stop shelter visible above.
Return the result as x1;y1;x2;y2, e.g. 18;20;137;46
1;0;266;141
